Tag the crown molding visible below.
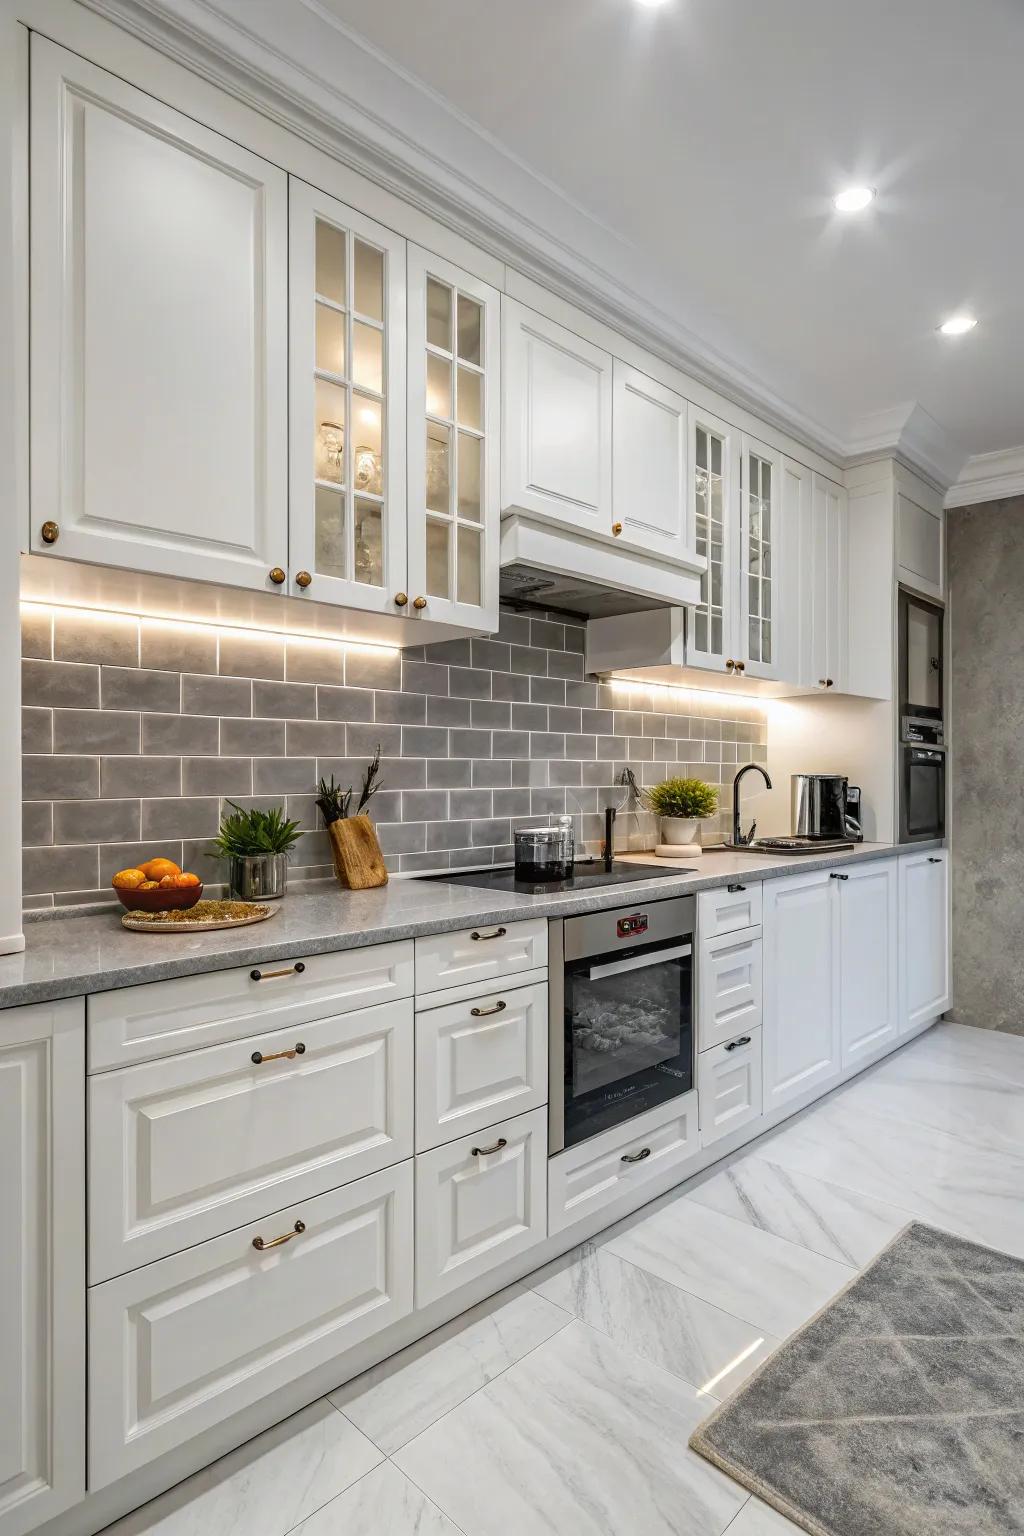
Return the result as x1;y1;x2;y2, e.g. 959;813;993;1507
945;445;1024;509
845;402;967;493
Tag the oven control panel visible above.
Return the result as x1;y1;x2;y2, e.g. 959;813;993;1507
616;913;648;939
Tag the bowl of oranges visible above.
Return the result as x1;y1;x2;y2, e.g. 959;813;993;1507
111;858;203;912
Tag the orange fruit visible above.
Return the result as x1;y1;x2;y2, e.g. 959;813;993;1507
111;868;146;890
139;857;181;881
178;872;201;887
158;874;177;888
137;880;161;890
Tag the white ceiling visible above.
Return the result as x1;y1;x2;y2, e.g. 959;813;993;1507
302;0;1022;463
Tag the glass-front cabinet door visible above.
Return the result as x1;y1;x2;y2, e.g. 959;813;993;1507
684;405;741;672
740;435;782;680
288;179;406;612
406;246;500;629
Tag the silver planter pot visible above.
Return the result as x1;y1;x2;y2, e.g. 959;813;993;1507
227;853;289;901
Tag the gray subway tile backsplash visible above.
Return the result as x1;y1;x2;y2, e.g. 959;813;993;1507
19;605;767;908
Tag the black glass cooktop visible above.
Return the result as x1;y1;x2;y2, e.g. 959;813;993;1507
425;859;693;895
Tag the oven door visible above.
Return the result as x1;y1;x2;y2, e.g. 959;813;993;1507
901;746;946;841
558;935;694;1151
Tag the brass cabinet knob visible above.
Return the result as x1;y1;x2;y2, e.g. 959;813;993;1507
412;595;428;611
268;567;286;585
394;592;409;607
725;659;735;672
295;570;312;589
826;678;834;688
818;678;827;688
612;522;623;536
40;520;60;544
734;661;746;673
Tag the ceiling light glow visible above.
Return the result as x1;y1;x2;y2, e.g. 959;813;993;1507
633;0;670;8
939;315;977;336
833;186;875;213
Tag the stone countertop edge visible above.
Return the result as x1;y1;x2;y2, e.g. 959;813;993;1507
1;841;944;1013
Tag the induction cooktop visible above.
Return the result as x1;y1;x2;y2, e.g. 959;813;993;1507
424;859;693;895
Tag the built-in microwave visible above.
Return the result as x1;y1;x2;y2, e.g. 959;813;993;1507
898;587;946;842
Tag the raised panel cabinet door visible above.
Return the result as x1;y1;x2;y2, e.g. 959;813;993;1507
30;38;288;590
88;997;414;1281
501;298;612;536
0;1000;84;1536
406;245;500;629
899;850;951;1033
288;177;407;613
739;434;783;680
838;859;899;1066
612;363;689;561
698;931;763;1052
781;456;812;688
809;473;848;692
88;1162;414;1488
697;1028;763;1147
762;870;841;1112
414;1106;547;1306
684;403;741;672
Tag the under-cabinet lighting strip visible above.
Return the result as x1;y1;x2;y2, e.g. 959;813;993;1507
606;676;769;712
19;600;401;656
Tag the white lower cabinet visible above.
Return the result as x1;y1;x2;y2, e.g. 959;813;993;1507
0;1000;84;1536
547;1094;698;1237
899;849;951;1033
88;997;414;1282
414;1106;547;1306
838;859;899;1066
698;929;762;1051
88;1161;413;1488
415;982;547;1152
762;869;841;1113
698;1028;762;1147
415;919;547;998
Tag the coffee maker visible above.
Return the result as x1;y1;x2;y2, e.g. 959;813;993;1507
791;774;863;842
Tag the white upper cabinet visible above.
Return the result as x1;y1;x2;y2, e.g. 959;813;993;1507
807;473;849;692
896;492;944;601
684;404;741;672
30;38;288;591
739;435;783;681
611;364;689;561
501;298;613;537
288;178;406;613
406;246;500;629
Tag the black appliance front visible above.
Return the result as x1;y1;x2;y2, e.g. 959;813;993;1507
899;587;944;721
550;896;695;1153
901;745;946;842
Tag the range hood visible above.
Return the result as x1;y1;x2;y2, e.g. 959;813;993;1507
499;516;703;620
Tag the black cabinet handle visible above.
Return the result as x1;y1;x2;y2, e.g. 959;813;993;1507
621;1146;652;1164
724;1036;752;1052
830;872;849;881
471;1137;508;1157
928;856;943;864
470;1000;506;1017
727;883;747;893
470;927;507;941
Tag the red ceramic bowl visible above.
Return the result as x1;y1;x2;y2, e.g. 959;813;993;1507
115;883;204;913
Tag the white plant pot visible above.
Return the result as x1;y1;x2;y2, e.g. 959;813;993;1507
660;817;701;847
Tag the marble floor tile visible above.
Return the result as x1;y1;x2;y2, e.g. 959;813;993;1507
289;1462;462;1536
98;1401;382;1536
394;1320;748;1536
724;1498;803;1534
838;1047;1024;1156
602;1192;852;1338
686;1153;913;1267
913;1021;1024;1087
528;1240;778;1398
329;1281;569;1454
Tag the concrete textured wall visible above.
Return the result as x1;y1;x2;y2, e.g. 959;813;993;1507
947;495;1024;1033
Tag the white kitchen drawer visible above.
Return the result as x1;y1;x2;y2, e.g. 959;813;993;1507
547;1093;698;1237
415;1106;547;1307
415;982;548;1152
88;1161;413;1488
698;930;763;1052
415;919;547;999
88;941;414;1071
698;1027;762;1147
88;997;413;1283
697;881;762;940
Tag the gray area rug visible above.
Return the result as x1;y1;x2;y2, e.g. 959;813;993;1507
690;1222;1024;1536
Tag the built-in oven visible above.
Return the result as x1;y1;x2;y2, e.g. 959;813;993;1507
548;895;695;1154
900;736;946;842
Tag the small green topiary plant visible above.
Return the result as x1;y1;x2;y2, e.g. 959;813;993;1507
641;776;719;820
213;802;303;858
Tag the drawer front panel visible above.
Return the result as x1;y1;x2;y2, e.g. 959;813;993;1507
415;1106;547;1307
88;941;414;1071
698;931;763;1052
547;1093;698;1237
415;919;547;998
698;1027;763;1147
415;982;548;1152
88;1162;414;1488
89;998;413;1282
697;882;762;940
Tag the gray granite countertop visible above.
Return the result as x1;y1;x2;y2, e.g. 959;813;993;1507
0;841;943;1012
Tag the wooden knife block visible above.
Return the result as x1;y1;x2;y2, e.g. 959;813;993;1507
327;815;388;889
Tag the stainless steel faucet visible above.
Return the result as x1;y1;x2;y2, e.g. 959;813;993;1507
732;763;773;847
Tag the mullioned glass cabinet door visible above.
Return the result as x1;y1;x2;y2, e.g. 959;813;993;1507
684;404;740;672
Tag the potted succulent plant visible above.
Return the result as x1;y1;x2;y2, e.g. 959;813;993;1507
641;776;719;853
212;803;302;900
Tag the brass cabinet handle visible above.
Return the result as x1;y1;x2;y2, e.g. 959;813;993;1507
470;926;507;941
412;595;428;610
295;570;312;588
250;962;306;982
394;592;409;607
471;1137;508;1157
621;1146;652;1164
612;522;623;536
251;1042;306;1065
471;1000;507;1017
40;520;60;544
252;1219;305;1251
269;567;286;585
725;659;735;672
724;1035;752;1052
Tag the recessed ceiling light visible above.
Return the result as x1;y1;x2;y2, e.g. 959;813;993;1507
633;0;670;7
939;314;977;336
833;186;875;213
